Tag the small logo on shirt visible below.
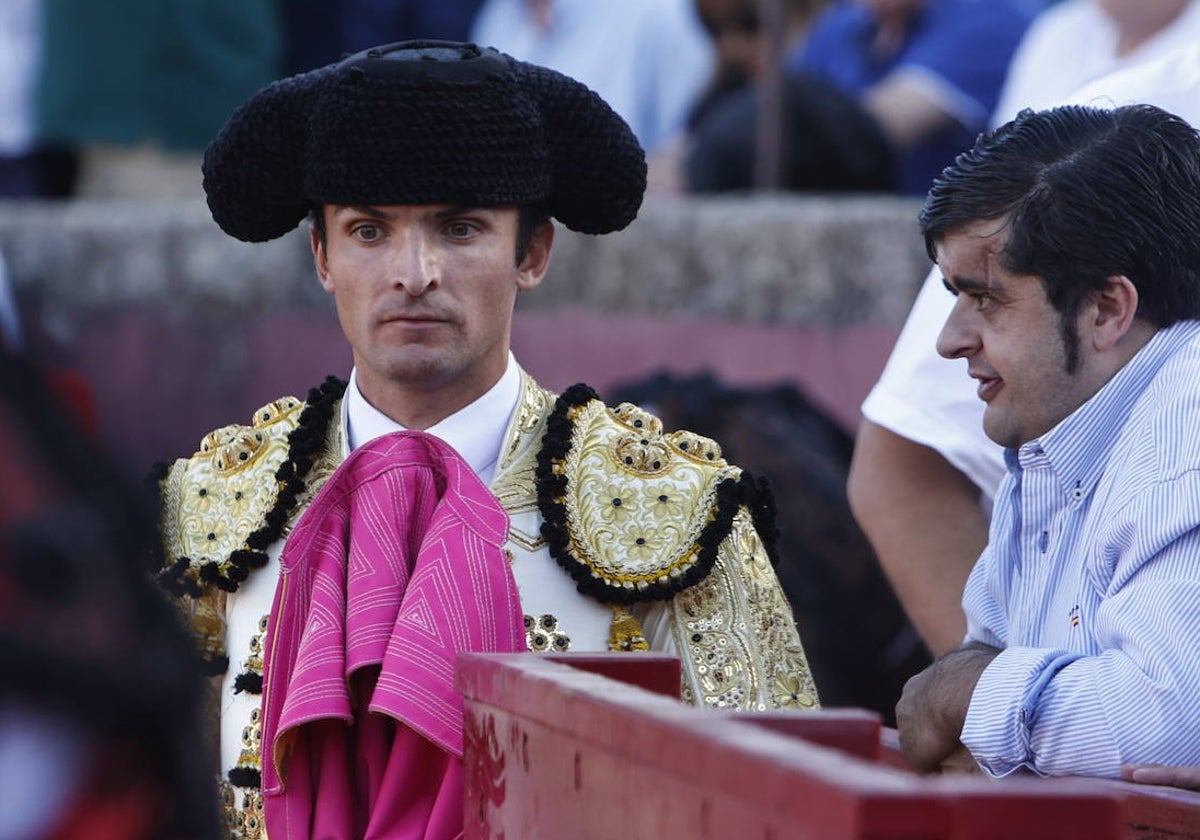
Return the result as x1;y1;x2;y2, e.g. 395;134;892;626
1068;605;1081;629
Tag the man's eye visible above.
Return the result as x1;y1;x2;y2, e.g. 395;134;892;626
352;223;382;242
970;293;992;311
445;221;478;239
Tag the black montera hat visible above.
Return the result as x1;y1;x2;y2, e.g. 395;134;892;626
203;40;648;242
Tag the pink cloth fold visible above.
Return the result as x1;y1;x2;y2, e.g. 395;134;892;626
259;431;524;839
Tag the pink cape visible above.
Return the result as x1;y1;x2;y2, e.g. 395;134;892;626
259;431;525;839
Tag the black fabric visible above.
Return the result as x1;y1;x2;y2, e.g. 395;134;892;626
610;372;930;724
203;40;647;241
686;71;894;193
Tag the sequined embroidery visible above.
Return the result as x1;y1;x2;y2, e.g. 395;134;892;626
492;379;553;547
524;614;571;652
219;779;265;840
670;510;817;710
225;613;269;836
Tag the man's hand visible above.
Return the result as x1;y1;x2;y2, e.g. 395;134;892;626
896;642;1000;772
939;745;982;775
1122;765;1200;791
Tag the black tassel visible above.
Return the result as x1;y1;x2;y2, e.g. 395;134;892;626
233;671;264;695
227;767;261;789
738;472;782;567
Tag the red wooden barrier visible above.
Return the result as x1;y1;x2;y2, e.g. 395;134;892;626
455;652;1200;840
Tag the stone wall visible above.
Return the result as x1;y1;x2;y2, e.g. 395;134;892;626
0;193;931;466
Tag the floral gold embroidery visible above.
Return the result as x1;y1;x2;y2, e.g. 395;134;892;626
537;386;751;603
492;379;554;524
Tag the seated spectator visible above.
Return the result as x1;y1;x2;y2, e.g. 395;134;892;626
680;0;897;194
687;0;828;126
0;0;75;197
788;0;1033;195
684;68;895;193
895;103;1200;778
685;0;1034;195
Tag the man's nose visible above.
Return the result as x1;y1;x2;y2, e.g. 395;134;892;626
936;300;979;360
391;233;440;296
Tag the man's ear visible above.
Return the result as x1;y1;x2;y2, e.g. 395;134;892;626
310;225;334;292
1090;274;1139;352
516;221;555;291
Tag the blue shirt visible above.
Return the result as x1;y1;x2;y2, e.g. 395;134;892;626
962;320;1200;778
792;0;1031;195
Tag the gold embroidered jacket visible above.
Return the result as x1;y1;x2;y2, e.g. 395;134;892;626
158;369;817;708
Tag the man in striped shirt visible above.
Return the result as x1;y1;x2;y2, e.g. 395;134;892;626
895;103;1200;778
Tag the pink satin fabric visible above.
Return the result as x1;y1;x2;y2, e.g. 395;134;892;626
260;431;525;839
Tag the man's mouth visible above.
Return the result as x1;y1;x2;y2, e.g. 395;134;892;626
380;310;447;326
972;373;1002;402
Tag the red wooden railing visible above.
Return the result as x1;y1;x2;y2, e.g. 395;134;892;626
455;652;1200;840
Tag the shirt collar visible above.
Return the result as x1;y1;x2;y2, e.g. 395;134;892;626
1015;321;1200;503
342;353;522;484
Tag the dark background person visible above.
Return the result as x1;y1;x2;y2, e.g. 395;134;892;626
0;343;217;839
282;0;486;75
683;0;896;192
684;0;1034;194
690;0;826;106
790;0;1033;195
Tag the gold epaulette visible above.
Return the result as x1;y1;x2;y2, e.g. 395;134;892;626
538;384;764;604
159;396;306;576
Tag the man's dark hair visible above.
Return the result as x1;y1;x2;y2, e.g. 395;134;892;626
514;204;551;265
309;204;550;267
919;104;1200;370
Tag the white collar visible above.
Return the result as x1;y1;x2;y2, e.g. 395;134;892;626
342;354;521;485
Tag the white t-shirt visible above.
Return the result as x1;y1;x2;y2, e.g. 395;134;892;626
991;0;1200;127
469;0;713;154
861;42;1200;500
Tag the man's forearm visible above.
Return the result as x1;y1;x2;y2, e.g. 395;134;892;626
848;421;989;656
896;641;1000;772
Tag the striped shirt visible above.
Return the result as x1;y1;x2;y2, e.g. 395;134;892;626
962;320;1200;778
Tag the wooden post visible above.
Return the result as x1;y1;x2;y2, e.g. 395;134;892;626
754;0;787;190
